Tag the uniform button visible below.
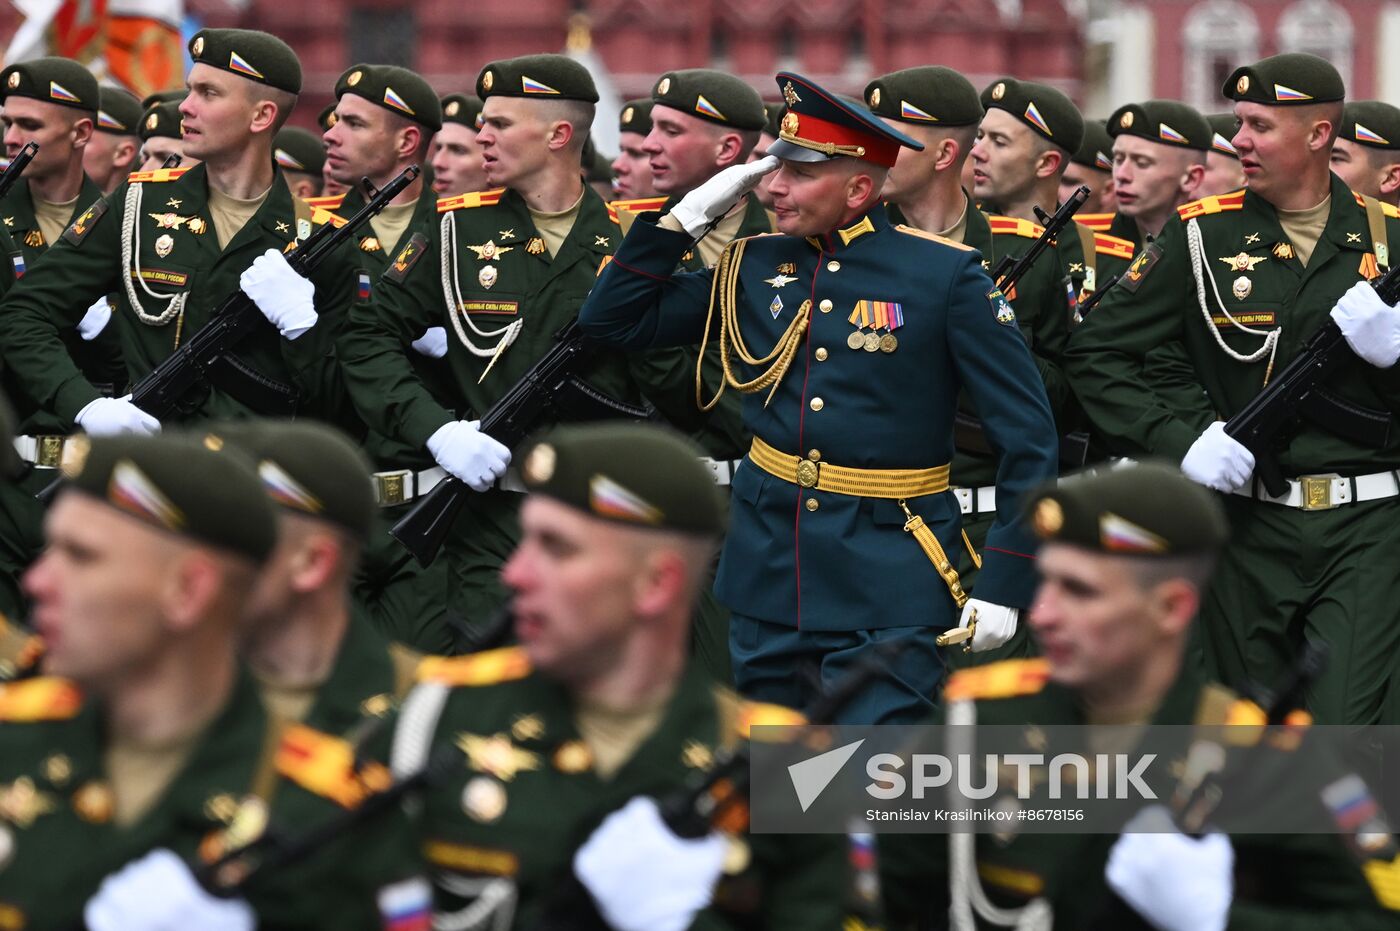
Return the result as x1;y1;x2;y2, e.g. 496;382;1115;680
805;498;819;512
818;299;833;313
810;397;824;411
807;449;821;462
826;260;841;272
815;347;828;361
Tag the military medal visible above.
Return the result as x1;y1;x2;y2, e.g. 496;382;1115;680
880;333;899;353
462;776;507;823
468;239;512;261
764;272;798;288
154;234;174;257
846;330;865;350
150;212;185;229
849;299;903;353
478;264;498;289
1232;276;1252;300
552;740;593;774
455;732;541;782
1273;242;1294;260
862;332;880;352
1220;252;1266;272
72;781;114;824
359;236;381;253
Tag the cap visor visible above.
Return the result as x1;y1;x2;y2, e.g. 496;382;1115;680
765;138;837;163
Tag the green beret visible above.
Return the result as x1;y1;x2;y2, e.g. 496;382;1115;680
318;102;338;133
980;77;1084;154
0;57;98;114
273;127;325;175
1205;113;1239;158
1224;52;1344;106
96;87;142;135
651;69;765;131
1108;99;1212;152
1069;119;1113;172
139;102;182;142
441;94;484;130
58;434;276;563
864;66;984;128
1341;101;1400;150
477;54;598;104
141;89;186;110
188;28;301;94
335;64;442;132
1028;462;1228;556
762;101;784;139
208;421;373;542
618;98;653;135
519;423;725;537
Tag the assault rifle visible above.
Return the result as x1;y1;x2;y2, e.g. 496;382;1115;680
986;184;1090;296
0;143;38;201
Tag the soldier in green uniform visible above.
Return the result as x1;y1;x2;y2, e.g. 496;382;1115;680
273;125;325;199
1060;117;1115;215
579;71;1058;722
391;422;876;929
0;391;41;653
84;86;142;193
1066;53;1400;726
1102;99;1212;248
314;64;460;651
338;54;637;630
1201;112;1246;198
136;99;188;171
430;93;486;198
611;97;656;200
0;29;358;435
1331;101;1400;206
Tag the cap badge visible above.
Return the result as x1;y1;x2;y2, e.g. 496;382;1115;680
780;111;799;136
1033;498;1063;536
1236;75;1250;94
445;100;460;117
5;73;18;90
146;112;159;131
991;82;1006;101
869;87;881;107
481;70;494;92
1119;111;1134;129
657;77;671;96
523;443;556;484
346;70;362;87
782;81;801;107
191;36;204;57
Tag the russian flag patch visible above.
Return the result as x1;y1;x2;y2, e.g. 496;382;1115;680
694;94;725;121
1158;122;1188;145
11;253;24;279
377;877;432;931
228;51;265;80
899;100;938;122
1023;101;1052;136
358;271;371;301
383;86;415;116
1355;123;1390;146
1273;83;1312;102
521;75;560;95
49;81;80;104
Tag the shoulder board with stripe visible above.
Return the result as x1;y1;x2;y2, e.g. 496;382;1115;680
1074;212;1116;232
303;193;346;211
1177;189;1246;220
126;166;193;184
274;723;392;808
0;614;43;678
307;204;348;228
894;223;976;251
1354;192;1400;218
735;699;807;740
416;646;532;686
986;215;1046;240
437;188;507;213
1093;232;1136;260
944;658;1051;702
0;677;82;721
606;196;669;221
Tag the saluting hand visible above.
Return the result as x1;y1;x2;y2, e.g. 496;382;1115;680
669;155;781;238
239;248;318;340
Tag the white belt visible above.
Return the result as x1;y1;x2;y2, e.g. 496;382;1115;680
371;466;447;507
13;435;69;469
1230;470;1400;510
701;456;744;487
953;485;997;515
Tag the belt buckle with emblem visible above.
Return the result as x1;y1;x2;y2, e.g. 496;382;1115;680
1299;475;1338;510
795;459;820;489
375;470;411;506
35;436;64;468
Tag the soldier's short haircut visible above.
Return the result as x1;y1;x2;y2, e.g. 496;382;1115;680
538;99;596;153
248;85;298;134
1123;551;1219;593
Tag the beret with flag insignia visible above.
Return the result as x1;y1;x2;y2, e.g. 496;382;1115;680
1223;52;1344;107
863;66;984;127
442;93;484;130
0;57;98;114
140;88;186;110
1205;113;1240;159
519;423;725;537
1108;99;1212;152
1071;119;1114;173
335;63;442;132
208;420;374;541
618;98;653;136
139;102;182;142
188;28;301;94
476;54;598;104
1027;462;1228;555
651;69;766;131
980;77;1084;155
96;86;142;136
768;71;922;168
1341;101;1400;151
59;434;277;563
273;127;325;175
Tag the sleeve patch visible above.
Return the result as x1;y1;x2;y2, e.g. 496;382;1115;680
988;286;1016;325
1119;241;1164;294
62;198;109;247
384;231;429;284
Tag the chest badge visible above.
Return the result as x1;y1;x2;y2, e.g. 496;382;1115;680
1220;252;1267;272
1273;242;1295;260
187;217;207;236
1347;232;1363;244
149;212;188;230
525;237;546;255
462;776;507;823
1232;276;1253;300
456;732;541;782
468;239;512;261
765;272;798;289
848;299;905;352
552;740;594;774
1245;232;1260;245
154;233;174;258
478;264;498;290
0;777;56;828
594;235;610;248
769;295;784;318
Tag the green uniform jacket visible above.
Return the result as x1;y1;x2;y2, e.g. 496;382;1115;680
1067;176;1400;473
0;164;356;427
401;647;868;929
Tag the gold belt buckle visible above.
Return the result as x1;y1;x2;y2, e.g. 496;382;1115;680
1299;475;1337;511
374;470;411;506
35;436;64;468
795;458;820;489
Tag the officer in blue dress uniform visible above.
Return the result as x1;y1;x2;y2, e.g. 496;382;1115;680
579;72;1058;723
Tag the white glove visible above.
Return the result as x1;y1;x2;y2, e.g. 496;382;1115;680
78;296;113;341
75;394;160;436
411;326;449;358
669;155;780;238
1330;280;1400;368
1181;421;1254;493
427;420;510;492
574;796;727;931
958;598;1018;652
85;848;255;931
239;248;317;339
1106;805;1233;931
